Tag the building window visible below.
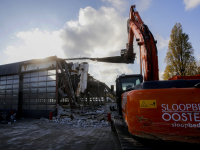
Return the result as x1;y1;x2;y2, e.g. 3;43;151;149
0;75;19;110
22;70;56;111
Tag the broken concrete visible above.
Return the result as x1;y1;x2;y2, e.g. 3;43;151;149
40;103;116;128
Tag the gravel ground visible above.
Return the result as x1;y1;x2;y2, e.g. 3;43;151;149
0;115;121;150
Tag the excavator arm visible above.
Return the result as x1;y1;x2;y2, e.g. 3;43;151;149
64;5;159;81
126;5;159;81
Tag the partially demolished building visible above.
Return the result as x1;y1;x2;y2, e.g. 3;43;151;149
0;56;114;118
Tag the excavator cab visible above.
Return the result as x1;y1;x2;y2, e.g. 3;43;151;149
116;74;143;115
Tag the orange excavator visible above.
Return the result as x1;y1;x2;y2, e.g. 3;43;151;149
115;5;200;143
65;5;200;144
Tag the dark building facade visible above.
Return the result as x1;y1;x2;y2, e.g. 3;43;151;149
0;56;115;118
0;56;57;118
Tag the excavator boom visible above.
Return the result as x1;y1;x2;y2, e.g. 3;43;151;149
126;5;159;81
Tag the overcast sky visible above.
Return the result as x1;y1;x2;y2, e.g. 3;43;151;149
0;0;200;87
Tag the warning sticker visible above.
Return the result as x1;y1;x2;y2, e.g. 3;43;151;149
140;100;157;108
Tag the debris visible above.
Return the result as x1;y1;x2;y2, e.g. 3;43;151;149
96;110;104;113
57;105;67;115
58;86;68;98
40;104;117;127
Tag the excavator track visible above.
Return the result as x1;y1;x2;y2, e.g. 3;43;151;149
112;116;200;150
112;116;155;150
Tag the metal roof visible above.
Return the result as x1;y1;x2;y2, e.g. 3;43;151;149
0;56;59;76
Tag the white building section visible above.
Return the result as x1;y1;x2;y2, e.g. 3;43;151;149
73;62;89;96
71;63;79;75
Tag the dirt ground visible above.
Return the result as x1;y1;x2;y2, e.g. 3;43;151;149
0;118;121;150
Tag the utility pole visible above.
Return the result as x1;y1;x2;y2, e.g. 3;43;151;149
104;90;107;104
97;80;99;105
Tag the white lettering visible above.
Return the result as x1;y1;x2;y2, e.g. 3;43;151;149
192;104;198;111
171;122;200;128
185;124;188;128
162;113;171;121
172;104;178;111
179;104;185;111
194;113;200;121
182;113;187;121
161;104;167;111
187;113;192;121
172;113;181;121
162;103;200;125
186;104;191;111
162;103;200;111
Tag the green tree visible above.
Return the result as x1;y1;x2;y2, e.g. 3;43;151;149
197;61;200;74
163;23;199;80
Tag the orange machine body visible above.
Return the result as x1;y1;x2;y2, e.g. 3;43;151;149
121;87;200;143
169;75;200;80
118;5;200;143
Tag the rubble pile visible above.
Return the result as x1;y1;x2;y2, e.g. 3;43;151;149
41;104;116;127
